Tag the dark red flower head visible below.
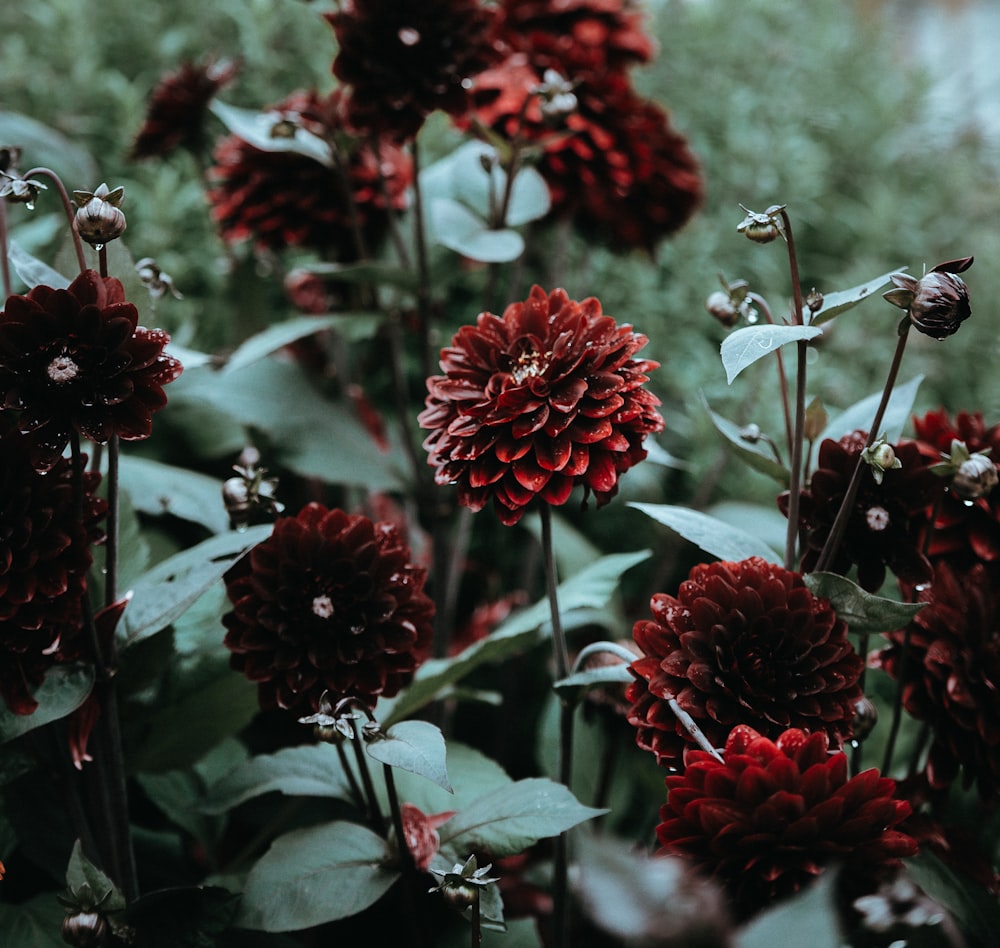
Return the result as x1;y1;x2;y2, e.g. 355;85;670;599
875;560;1000;799
627;557;863;771
130;56;239;161
222;503;435;716
208;89;412;256
779;431;939;592
0;270;182;473
326;0;500;140
883;257;973;340
657;725;917;920
0;414;105;715
419;285;664;526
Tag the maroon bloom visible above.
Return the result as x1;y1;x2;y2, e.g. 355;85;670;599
222;503;435;716
400;803;456;872
627;558;863;772
657;726;917;920
326;0;500;140
419;286;664;526
0;270;182;473
0;415;105;715
779;430;939;592
208;89;412;256
130;57;239;161
876;561;1000;799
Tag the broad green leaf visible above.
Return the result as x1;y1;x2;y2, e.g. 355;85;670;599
223;314;374;374
706;501;790;557
121;525;272;645
66;839;126;912
736;871;842;948
0;664;94;744
125;886;240;948
7;238;70;290
628;503;781;564
449;141;551;226
202;743;352;814
439;778;605;857
703;398;790;484
210;100;332;167
554;663;633;697
429;197;524;263
804;572;925;633
365;720;452;792
905;850;1000;947
0;111;98;185
819;374;924;450
810;269;901;326
138;769;223;846
237;821;398;931
384;551;649;725
721;324;822;384
118;456;229;534
0;893;66;948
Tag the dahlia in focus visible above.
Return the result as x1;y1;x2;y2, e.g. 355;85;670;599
627;557;863;771
130;57;239;161
326;0;499;140
779;430;938;592
222;503;435;716
419;285;664;526
0;270;182;473
208;89;412;256
0;415;106;715
657;725;917;919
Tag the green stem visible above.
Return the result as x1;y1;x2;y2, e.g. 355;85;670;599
23;167;86;273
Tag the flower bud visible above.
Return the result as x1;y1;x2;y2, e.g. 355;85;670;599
73;183;127;247
61;910;107;947
706;290;739;327
883;257;972;339
736;204;785;244
135;257;182;300
861;435;902;485
1;170;47;209
952;452;998;502
852;696;878;742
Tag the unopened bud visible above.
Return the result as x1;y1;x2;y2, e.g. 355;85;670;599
952;453;998;501
806;288;824;313
61;910;107;947
852;696;878;742
883;257;973;339
73;183;126;247
706;290;739;327
736;204;785;244
135;257;183;300
1;171;47;209
861;436;901;485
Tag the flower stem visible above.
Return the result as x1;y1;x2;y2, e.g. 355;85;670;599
104;436;119;607
382;763;416;875
349;716;385;832
471;891;482;948
881;625;912;775
748;292;794;461
0;197;11;297
335;740;366;811
23;167;86;273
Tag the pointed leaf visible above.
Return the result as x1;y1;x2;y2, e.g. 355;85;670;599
7;238;70;290
810;269;902;325
66;839;126;912
628;503;781;564
118;456;229;534
429;198;524;263
210;99;332;166
736;871;842;948
224;314;374;374
0;664;94;744
721;324;822;384
365;720;452;792
439;778;605;857
237;821;398;931
804;572;926;634
703;397;789;484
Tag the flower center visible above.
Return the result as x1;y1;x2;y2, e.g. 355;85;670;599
312;594;335;619
398;27;420;46
46;354;80;384
865;505;890;531
510;348;549;384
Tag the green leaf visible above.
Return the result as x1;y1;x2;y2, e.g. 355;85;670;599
905;850;1000;947
118;456;229;534
223;314;374;374
721;324;822;384
7;238;70;290
202;743;352;814
429;198;524;263
819;374;924;448
703;398;790;484
125;886;240;948
237;821;398;931
439;778;605;857
0;893;66;948
553;663;633;698
628;503;781;564
365;720;452;793
210;100;332;167
302;260;419;293
0;110;98;186
120;525;272;646
735;871;842;948
803;572;925;633
384;550;649;725
66;839;126;912
0;664;94;744
810;268;901;326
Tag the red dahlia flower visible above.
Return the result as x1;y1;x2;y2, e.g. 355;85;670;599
627;558;863;771
208;89;411;256
130;57;239;161
222;503;435;716
0;270;182;473
658;726;917;920
0;415;105;715
326;0;499;140
779;430;939;592
876;561;1000;799
419;286;664;526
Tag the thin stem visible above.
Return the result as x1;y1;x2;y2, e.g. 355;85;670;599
335;740;366;811
850;630;869;776
748;292;793;457
23;167;86;272
383;764;415;874
0;197;11;297
881;625;912;775
104;436;119;607
410;140;434;386
97;244;108;279
471;892;482;948
349;717;385;831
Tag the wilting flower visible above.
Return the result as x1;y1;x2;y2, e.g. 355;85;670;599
208;89;411;256
883;257;973;339
130;57;239;160
222;503;435;715
0;415;105;715
399;803;456;872
419;286;664;526
876;561;1000;799
779;430;939;592
0;270;182;473
627;558;863;771
657;725;917;920
326;0;499;140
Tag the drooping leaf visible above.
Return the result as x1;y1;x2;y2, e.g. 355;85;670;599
118;456;230;534
223;314;373;374
735;871;842;948
125;886;240;948
210;100;332;166
438;778;605;857
804;572;925;634
809;269;902;326
66;839;126;913
7;238;70;290
237;821;398;931
703;398;790;484
628;503;781;564
429;198;524;263
721;324;822;384
0;664;94;744
365;720;452;793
